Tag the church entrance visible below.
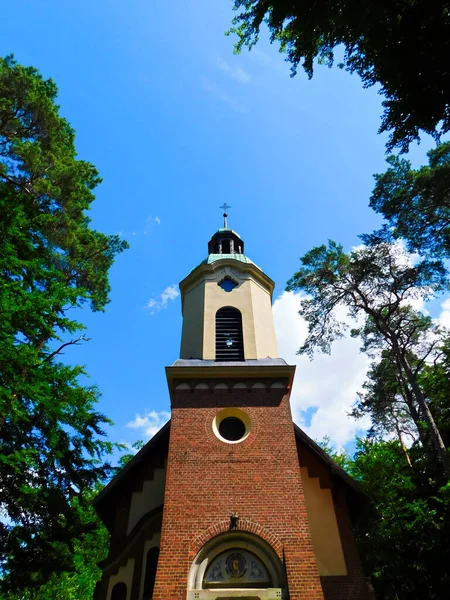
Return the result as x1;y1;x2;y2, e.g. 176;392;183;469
187;532;286;600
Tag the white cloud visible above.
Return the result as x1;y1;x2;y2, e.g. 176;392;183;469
161;285;179;305
248;47;287;75
438;297;450;329
126;410;171;439
216;56;251;83
273;291;371;447
350;241;433;314
202;78;247;113
144;216;161;235
146;284;179;314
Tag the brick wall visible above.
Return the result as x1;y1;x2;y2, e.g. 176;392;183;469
152;380;324;600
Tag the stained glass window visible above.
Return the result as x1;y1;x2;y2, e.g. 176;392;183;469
203;550;271;589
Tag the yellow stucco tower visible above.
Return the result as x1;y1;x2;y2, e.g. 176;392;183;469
180;220;278;361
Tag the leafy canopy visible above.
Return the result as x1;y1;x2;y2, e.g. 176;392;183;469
365;142;450;258
0;55;128;592
228;0;450;151
0;490;109;600
286;240;447;357
287;240;450;475
352;355;418;446
349;439;450;599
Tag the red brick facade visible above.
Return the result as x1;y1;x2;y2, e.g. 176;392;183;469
152;373;324;600
93;374;375;600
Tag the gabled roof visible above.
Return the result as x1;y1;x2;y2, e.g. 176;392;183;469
92;421;170;529
293;423;366;499
93;417;367;529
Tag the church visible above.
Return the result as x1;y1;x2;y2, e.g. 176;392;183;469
93;212;375;600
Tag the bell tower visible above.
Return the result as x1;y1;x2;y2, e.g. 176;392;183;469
153;211;325;600
93;210;374;600
179;222;278;362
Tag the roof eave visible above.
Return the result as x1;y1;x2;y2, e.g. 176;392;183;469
293;423;367;498
93;420;170;508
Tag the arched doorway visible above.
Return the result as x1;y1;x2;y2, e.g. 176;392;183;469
188;531;287;599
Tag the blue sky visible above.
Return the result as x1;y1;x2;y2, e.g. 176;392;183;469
3;0;444;451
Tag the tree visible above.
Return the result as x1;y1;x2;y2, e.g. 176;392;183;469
418;340;450;448
0;490;109;600
0;55;128;592
317;437;450;597
228;1;450;151
114;439;144;472
365;142;450;258
352;356;417;465
348;438;450;599
286;240;450;475
315;435;352;471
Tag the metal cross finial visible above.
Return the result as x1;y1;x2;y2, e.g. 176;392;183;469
219;203;231;228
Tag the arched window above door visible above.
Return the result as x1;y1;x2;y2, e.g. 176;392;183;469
204;549;271;588
188;531;286;599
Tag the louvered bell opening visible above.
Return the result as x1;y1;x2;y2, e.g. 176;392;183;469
215;307;244;361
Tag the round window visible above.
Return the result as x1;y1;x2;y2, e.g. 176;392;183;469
218;417;246;441
213;408;251;444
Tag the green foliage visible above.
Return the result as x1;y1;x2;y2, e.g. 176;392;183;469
228;1;450;151
418;341;450;448
352;356;418;446
0;55;128;592
315;435;352;471
115;439;144;472
287;240;450;475
365;142;450;258
0;491;108;600
348;439;450;599
291;231;450;594
287;240;447;357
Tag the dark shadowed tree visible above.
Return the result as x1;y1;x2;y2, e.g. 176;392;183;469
0;490;109;600
228;1;450;151
286;240;450;475
0;55;128;592
348;438;450;599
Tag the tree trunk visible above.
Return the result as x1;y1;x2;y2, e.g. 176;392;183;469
395;424;412;467
395;362;429;448
400;355;450;477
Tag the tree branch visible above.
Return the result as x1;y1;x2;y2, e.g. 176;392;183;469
42;335;90;362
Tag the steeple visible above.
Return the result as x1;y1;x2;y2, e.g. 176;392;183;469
219;202;231;228
207;227;244;256
179;219;278;362
208;204;244;256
